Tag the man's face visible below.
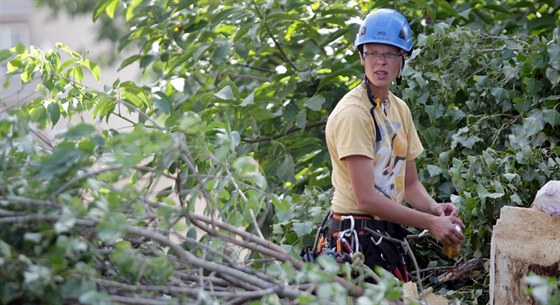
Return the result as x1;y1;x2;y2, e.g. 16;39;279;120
359;44;403;90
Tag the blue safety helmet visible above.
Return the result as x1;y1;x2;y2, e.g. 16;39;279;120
355;8;413;56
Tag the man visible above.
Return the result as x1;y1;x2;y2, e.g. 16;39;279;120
323;8;464;282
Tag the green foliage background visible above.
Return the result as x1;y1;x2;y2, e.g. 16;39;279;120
1;0;559;304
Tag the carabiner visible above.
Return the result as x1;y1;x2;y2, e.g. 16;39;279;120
370;230;383;246
340;215;355;232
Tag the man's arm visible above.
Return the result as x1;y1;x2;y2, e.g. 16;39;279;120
345;155;463;246
404;159;459;217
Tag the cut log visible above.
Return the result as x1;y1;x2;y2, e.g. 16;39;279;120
489;206;560;305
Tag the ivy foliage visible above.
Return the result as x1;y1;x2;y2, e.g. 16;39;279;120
1;0;559;304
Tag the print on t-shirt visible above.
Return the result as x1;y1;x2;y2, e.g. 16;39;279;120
373;111;408;203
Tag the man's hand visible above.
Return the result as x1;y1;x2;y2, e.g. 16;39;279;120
431;202;459;217
428;215;465;246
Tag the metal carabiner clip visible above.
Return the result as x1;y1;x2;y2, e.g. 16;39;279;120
370;230;383;245
340;215;355;232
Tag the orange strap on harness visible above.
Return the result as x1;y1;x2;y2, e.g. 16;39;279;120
331;213;373;221
330;213;375;237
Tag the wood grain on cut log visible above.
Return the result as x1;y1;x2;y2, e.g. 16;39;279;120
489;206;560;305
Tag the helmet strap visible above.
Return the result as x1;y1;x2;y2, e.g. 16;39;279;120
396;55;405;85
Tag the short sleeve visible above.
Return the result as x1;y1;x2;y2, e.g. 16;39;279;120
330;105;375;160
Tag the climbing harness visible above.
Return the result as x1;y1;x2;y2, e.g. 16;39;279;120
301;212;411;283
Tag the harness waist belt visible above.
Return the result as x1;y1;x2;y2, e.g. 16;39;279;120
331;212;373;221
327;212;409;240
328;213;386;234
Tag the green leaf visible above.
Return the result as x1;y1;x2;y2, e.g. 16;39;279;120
23;265;52;294
21;63;36;83
0;240;12;257
277;155;295;182
96;213;128;244
214;86;234;100
305;95;325;111
105;0;119;19
271;195;290;212
60;124;96;140
84;59;101;82
240;92;254;106
125;0;142;21
476;184;504;199
317;67;356;91
119;54;142;70
38;142;81;179
295;108;306;129
548;44;560;69
523;114;544;137
545;68;559;87
30;105;47;123
426;164;443;177
292;222;314;236
483;4;512;15
47;103;60;125
79;290;112;305
542;109;560;126
153;99;171;115
54;207;77;234
93;0;118;21
72;66;84;83
0;49;11;62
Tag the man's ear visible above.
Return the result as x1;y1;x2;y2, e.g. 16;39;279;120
358;51;364;65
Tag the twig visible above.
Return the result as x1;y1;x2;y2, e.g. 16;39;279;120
125;225;305;299
242;120;327;143
109;295;171;305
0;196;58;207
0;211;304;299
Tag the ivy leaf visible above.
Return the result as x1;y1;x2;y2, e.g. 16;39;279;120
542;109;560;126
476;184;504;199
427;164;443;177
292;222;314;236
548;44;560;69
545;68;559;87
523;114;545;137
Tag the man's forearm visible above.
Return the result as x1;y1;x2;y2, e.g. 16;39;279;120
404;180;438;214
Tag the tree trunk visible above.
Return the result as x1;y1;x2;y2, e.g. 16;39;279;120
490;206;560;305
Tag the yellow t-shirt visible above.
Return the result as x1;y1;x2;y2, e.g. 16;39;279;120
325;84;424;215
